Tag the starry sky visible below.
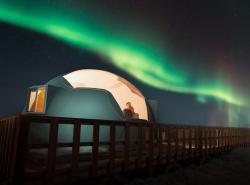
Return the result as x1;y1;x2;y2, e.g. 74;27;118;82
0;0;250;127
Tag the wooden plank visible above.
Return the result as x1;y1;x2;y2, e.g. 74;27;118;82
46;119;59;185
71;120;81;182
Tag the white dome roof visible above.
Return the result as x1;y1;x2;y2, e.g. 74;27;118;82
63;69;148;120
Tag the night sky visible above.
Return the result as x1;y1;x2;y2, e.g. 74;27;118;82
0;0;250;127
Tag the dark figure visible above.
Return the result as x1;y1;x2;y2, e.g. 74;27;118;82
123;102;139;119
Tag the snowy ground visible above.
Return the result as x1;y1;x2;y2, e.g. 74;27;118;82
123;147;250;185
1;148;250;185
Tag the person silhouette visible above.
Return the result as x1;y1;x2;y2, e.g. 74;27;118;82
126;102;134;113
123;102;139;119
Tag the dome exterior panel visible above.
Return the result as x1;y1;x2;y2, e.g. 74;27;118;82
45;87;124;120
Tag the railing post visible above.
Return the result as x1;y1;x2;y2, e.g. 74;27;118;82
188;128;192;160
1;120;8;175
0;120;2;173
181;128;185;161
158;126;163;164
204;128;208;157
124;122;129;171
198;128;203;158
228;128;231;150
174;128;179;161
12;116;30;185
109;122;116;175
237;128;240;146
91;122;99;178
222;128;226;153
46;119;58;185
167;127;172;164
148;123;154;176
217;129;220;154
3;119;10;177
213;129;217;154
208;128;212;154
0;120;6;175
137;123;143;169
71;120;81;182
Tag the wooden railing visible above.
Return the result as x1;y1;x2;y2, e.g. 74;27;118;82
0;115;250;185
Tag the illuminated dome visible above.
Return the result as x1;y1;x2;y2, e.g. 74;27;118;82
23;69;152;152
63;69;148;120
23;69;149;121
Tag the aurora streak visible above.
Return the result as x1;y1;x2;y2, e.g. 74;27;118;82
0;1;246;106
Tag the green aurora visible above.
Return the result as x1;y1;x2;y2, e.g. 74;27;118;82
0;0;246;107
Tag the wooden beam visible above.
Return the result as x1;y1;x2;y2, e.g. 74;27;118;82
71;120;81;182
45;119;58;185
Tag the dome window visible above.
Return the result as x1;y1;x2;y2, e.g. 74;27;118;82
27;86;46;113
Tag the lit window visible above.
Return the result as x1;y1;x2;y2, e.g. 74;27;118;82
27;86;46;113
28;90;37;112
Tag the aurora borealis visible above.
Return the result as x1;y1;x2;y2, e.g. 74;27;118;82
0;0;246;106
0;0;249;126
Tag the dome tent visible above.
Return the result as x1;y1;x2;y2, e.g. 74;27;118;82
23;69;149;121
22;69;151;149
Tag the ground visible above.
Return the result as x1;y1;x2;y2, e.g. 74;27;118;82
124;148;250;185
1;148;250;185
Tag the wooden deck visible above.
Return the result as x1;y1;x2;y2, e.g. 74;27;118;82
0;115;250;185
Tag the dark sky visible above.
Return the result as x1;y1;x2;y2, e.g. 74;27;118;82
0;0;250;126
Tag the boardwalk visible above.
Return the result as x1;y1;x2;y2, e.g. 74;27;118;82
0;115;250;185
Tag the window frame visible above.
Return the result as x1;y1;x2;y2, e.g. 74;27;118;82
26;85;47;114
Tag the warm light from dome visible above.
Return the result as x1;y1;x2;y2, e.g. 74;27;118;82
63;69;148;120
